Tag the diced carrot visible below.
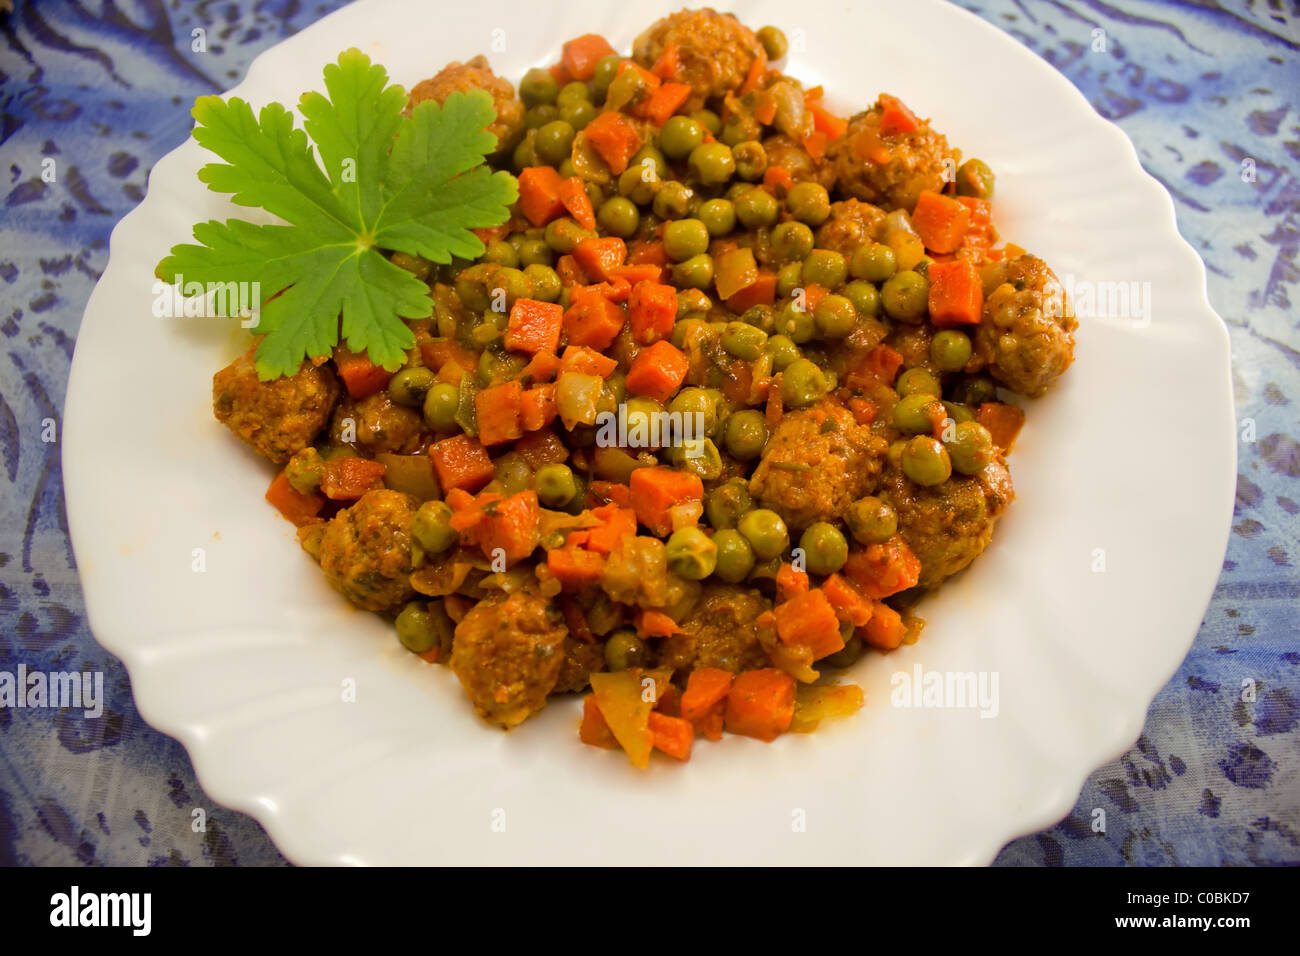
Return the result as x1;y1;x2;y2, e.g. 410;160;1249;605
557;176;596;230
681;668;733;723
548;62;571;85
517;166;566;227
627;280;678;344
265;469;324;526
773;588;845;660
627;240;669;267
848;397;877;425
776;562;809;601
808;101;848;139
559;344;618;378
650;42;679;79
802;282;830;313
725;669;796;741
861;600;906;650
843;536;922;599
638;82;691;125
629;465;703;536
556;253;587;287
416;646;442;664
624;340;688;403
420;338;477;374
475;489;540;566
977;401;1025;452
635;609;682;638
586;480;631;508
471;224;510;245
563;289;626;350
849;343;904;387
583;110;642;175
609;263;663;284
514;428;568;469
561;33;616;80
429;434;495;493
762;167;793;195
724;269;777;312
333;348;392;399
911;190;971;254
320;456;387;501
648;712;693;761
753;92;777;125
519;383;558;432
616;58;661;91
822;573;874;628
473;380;524;446
584;503;637;555
579;693;620;749
572;236;627;282
656;683;682;717
877;93;920;136
548;547;606;591
801;130;829;162
927;258;984;328
505;298;564;355
519;349;561;384
739;50;767;95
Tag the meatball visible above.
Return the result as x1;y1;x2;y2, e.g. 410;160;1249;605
553;635;605;694
212;349;339;464
828;102;954;211
450;589;569;727
749;399;888;529
878;461;1014;588
815;199;886;257
633;7;764;111
973;254;1077;396
656;584;771;677
885;321;935;373
407;55;525;157
318;489;418;611
763;133;837;192
330;392;428;455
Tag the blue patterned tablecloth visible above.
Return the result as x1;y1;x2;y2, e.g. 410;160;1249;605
0;0;1295;866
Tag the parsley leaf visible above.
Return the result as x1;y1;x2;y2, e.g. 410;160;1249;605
157;48;517;379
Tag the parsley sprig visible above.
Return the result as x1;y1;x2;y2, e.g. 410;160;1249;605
157;48;517;379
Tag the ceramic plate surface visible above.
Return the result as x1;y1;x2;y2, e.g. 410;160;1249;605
63;0;1234;864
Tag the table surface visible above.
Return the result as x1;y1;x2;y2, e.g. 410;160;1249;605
0;0;1295;866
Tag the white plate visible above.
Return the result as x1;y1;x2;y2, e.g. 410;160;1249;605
62;0;1235;865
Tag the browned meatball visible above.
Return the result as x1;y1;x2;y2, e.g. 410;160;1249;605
878;461;1014;588
450;589;568;727
749;399;888;530
212;349;339;464
656;584;771;677
828;101;954;211
407;55;525;157
330;392;428;455
974;254;1077;396
816;199;886;257
763;133;837;192
318;489;418;611
632;8;764;110
885;321;936;374
553;635;605;694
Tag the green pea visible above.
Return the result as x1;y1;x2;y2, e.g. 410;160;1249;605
525;103;560;130
662;218;709;262
724;409;769;460
734;187;779;228
893;392;942;434
802;249;847;289
388;366;436;408
840;280;879;318
631;145;668;179
705;477;753;530
931;330;973;372
770;220;815;263
618;164;658;205
901;435;952;487
738;508;790;561
590;54;623;98
653;181;695;221
412;500;457;554
845;496;897;544
741;304;776;334
721;321;767;360
483;239;519;268
675;437;723;482
660;115;706;160
423;382;460;430
677;289;712;316
757;25;789;60
666;526;718;580
821;631;863;669
560;99;597;131
512;133;537;172
556;80;590;109
765;334;800;372
813;294;857;339
593;196;636;239
896;366;941;398
732;140;768;181
534;120;575;166
396;601;439;653
698;198;736;237
688;142;735;185
691;109;722;136
786;181;831;226
534;462;577;507
945;421;994;475
544;218;594;253
712;529;756;583
950;374;998;407
671;317;709;349
799;522;848;575
604;630;647;670
850;242;897;283
517;238;553;267
672;253;714;290
776;262;803;298
943;400;975;424
721;112;761;147
519;67;559;107
524;264;562;303
780;357;828;409
956;158;995;200
776;300;816;344
882;270;930;322
495;455;533;495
